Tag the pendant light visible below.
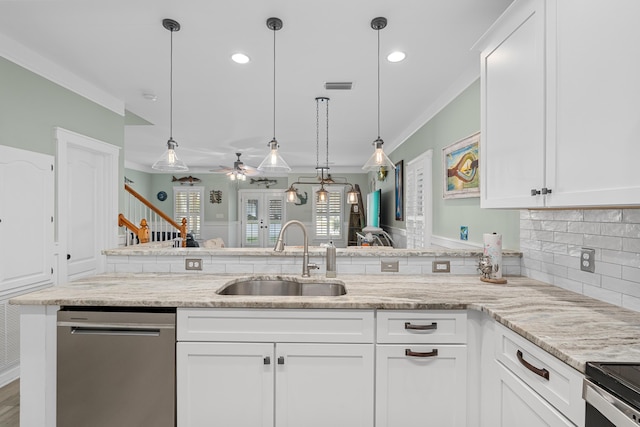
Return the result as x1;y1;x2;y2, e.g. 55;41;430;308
258;17;291;173
285;97;358;205
362;17;396;172
152;19;188;172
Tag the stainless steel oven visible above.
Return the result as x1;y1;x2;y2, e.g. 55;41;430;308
57;307;176;427
584;362;640;427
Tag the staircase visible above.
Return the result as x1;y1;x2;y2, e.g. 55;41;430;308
119;184;188;247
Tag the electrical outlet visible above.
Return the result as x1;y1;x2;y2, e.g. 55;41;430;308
381;260;399;272
185;258;203;271
580;248;595;273
432;260;451;273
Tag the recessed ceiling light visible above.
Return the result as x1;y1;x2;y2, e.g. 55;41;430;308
231;53;250;64
387;51;406;63
142;93;157;101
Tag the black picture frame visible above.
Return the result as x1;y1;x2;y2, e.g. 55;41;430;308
395;160;404;221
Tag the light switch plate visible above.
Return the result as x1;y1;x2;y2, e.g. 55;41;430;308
580;248;595;273
381;260;399;272
432;260;451;273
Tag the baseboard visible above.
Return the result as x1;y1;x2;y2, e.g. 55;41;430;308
0;365;19;388
431;235;483;249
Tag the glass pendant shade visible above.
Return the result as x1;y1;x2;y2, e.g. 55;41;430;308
347;187;359;204
258;139;291;172
152;138;188;171
317;186;328;203
362;138;395;172
286;185;298;203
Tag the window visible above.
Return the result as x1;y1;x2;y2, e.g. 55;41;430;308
313;186;344;240
405;150;433;248
174;186;204;239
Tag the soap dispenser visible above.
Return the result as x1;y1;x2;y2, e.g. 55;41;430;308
326;241;336;278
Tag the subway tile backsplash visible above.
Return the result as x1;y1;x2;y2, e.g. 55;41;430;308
521;208;640;311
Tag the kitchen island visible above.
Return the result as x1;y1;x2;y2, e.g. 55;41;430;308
12;273;640;426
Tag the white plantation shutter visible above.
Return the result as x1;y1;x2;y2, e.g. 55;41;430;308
314;187;343;239
406;150;433;248
174;186;204;239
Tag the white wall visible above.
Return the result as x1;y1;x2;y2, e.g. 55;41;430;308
521;208;640;311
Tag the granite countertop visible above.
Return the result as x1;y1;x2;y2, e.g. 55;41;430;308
103;244;522;258
11;273;640;373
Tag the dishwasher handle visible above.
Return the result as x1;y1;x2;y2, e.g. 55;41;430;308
70;326;162;337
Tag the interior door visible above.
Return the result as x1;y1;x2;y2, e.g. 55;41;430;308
57;128;119;283
240;190;285;248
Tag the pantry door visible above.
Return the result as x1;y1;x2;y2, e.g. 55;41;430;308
56;128;119;283
239;190;285;248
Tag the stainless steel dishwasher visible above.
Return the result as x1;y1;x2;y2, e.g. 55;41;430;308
57;307;176;427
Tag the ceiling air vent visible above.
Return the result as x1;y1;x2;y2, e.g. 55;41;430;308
324;82;353;90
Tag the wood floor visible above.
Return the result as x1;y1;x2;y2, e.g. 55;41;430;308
0;379;19;427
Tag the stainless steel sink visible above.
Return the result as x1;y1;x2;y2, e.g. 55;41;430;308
216;278;347;296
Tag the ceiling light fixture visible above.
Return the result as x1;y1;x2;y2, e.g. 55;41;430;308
387;51;406;63
152;19;188;172
258;17;291;173
285;97;358;205
231;53;250;64
363;17;396;173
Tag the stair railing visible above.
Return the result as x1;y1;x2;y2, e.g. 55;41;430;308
119;184;187;247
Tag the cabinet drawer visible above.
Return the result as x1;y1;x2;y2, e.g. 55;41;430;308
177;308;374;343
495;323;584;426
376;310;467;344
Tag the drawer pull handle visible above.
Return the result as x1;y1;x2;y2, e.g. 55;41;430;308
517;350;550;380
404;322;437;331
405;349;438;358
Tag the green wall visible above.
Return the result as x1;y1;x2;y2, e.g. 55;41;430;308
383;79;520;249
0;57;124;159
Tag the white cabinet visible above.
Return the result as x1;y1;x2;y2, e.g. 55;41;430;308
483;323;584;427
176;308;374;427
375;311;468;427
478;0;640;208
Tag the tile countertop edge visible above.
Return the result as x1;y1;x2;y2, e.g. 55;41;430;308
10;273;640;373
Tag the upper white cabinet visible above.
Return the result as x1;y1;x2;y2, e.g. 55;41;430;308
477;0;640;208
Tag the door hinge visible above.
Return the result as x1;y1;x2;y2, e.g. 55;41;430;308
51;267;54;274
51;164;54;172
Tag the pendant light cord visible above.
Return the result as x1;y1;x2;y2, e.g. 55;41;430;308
273;27;277;141
316;99;320;171
169;27;174;140
325;98;329;169
377;27;381;140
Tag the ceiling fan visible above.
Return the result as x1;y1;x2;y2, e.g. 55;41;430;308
210;152;260;181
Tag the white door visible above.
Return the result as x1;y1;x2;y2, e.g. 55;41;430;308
56;128;119;282
240;190;285;248
405;150;433;248
0;145;54;293
176;342;274;427
376;345;467;427
275;343;374;427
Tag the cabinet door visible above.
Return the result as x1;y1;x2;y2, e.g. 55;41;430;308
275;343;374;427
546;0;640;207
176;342;274;427
496;362;575;427
376;345;467;427
480;0;546;208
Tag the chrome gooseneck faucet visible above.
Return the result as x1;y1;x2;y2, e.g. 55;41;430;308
274;220;318;277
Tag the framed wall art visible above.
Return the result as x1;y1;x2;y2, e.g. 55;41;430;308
442;132;480;199
395;160;404;221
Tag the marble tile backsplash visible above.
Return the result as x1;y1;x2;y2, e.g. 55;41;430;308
521;208;640;311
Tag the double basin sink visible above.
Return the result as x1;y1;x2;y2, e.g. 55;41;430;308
217;277;346;297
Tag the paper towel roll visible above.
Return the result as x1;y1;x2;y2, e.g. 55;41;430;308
483;233;503;279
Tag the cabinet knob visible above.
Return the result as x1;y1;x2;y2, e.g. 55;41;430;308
530;189;541;196
277;356;285;365
541;187;552;195
263;356;271;365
